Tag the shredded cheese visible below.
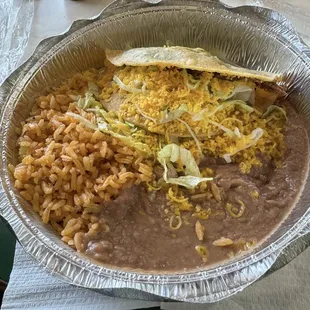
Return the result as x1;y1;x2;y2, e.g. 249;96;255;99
102;65;285;171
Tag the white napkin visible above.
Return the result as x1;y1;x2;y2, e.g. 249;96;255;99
1;244;159;310
2;243;310;310
0;0;34;85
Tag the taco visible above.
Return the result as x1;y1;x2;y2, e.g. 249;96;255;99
103;46;285;139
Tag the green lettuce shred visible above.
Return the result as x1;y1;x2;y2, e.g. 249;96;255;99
178;118;203;156
224;85;254;103
182;69;201;90
262;105;287;121
223;128;264;163
157;144;213;189
98;122;152;157
159;104;188;124
66;112;97;130
113;75;146;93
192;100;254;122
66;112;151;157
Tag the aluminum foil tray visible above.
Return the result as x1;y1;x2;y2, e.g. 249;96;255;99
1;0;310;303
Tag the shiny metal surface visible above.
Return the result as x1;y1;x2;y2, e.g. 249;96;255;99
0;0;310;303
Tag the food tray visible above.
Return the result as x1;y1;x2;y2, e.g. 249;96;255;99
0;0;310;303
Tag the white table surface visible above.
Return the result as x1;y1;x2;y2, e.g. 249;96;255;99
23;0;310;61
4;0;310;309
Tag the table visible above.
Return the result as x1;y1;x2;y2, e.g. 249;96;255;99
22;0;310;62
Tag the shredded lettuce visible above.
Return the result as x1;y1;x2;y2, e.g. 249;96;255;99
191;101;253;139
98;122;152;157
192;100;254;121
87;82;99;98
69;82;151;156
125;121;136;128
111;133;152;157
223;128;264;163
77;92;99;110
192;100;255;138
77;83;100;109
134;79;147;90
77;96;86;109
113;75;146;93
157;144;212;189
178;118;202;156
85;107;115;125
207;83;254;104
208;120;241;139
158;144;200;176
135;104;157;122
87;105;135;135
262;105;287;120
222;155;232;164
182;69;201;90
136;103;188;124
159;104;188;124
97;122;109;131
233;127;241;138
97;108;114;121
225;85;254;104
110;119;133;135
188;78;201;90
66;112;151;157
79;85;116;125
66;112;97;130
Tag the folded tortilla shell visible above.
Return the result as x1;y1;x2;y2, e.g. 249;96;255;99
106;46;281;83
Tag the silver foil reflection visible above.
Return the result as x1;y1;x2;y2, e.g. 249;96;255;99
1;0;310;303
